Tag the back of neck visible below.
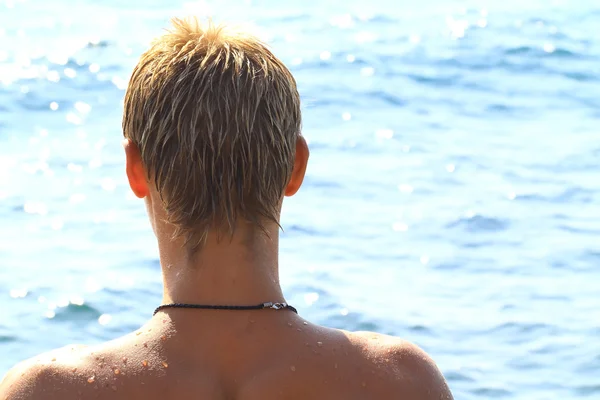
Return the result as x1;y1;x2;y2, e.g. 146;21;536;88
157;222;285;307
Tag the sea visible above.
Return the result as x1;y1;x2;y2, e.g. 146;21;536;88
0;0;599;398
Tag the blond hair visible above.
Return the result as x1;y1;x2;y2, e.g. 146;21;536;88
123;18;301;249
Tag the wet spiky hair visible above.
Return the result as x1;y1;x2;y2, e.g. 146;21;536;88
123;18;301;249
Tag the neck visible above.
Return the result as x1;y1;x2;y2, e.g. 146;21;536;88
156;223;285;307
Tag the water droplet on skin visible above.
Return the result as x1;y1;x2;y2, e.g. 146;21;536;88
303;322;308;325
142;360;148;367
162;362;168;368
161;335;166;341
287;323;292;327
334;363;338;369
71;368;77;373
317;342;323;347
87;376;95;384
114;369;120;375
122;357;128;364
296;328;302;332
290;366;296;372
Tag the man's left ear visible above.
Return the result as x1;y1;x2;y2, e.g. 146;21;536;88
123;139;150;199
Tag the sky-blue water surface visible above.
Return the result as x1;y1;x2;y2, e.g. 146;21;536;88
1;1;599;399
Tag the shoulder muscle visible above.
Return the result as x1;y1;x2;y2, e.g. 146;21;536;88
351;332;453;400
388;339;453;400
0;359;52;399
0;346;86;400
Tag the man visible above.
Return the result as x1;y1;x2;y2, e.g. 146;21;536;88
0;18;453;399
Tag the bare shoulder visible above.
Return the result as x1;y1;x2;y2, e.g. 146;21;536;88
344;330;454;400
0;345;90;400
0;329;170;400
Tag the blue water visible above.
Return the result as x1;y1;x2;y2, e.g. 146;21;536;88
1;0;599;398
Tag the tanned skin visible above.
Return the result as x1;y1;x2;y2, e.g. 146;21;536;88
0;138;453;399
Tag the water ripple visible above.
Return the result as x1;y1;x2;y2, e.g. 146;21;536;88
52;303;101;322
1;2;598;399
471;387;512;398
447;214;510;233
0;334;17;343
575;385;600;396
503;45;580;58
445;370;476;383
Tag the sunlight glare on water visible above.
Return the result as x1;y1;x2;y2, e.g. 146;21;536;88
1;1;599;399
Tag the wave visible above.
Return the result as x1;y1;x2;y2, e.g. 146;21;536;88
0;334;17;343
446;214;509;233
575;385;600;397
52;302;102;322
365;90;406;106
444;370;476;383
513;187;595;204
503;45;579;58
471;387;513;397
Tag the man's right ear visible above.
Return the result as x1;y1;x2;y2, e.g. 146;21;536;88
123;139;150;198
285;136;309;197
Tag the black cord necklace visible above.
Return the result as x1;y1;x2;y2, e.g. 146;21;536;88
153;301;298;316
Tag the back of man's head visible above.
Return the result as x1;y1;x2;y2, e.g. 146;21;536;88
123;18;301;249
